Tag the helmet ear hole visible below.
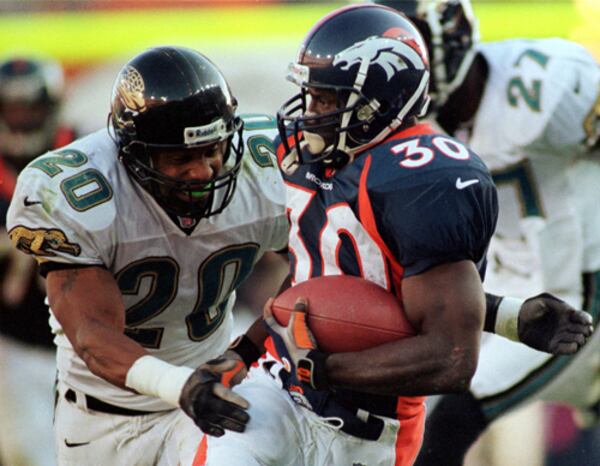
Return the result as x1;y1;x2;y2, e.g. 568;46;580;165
378;100;391;117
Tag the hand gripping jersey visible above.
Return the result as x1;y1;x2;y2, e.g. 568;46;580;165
6;114;288;411
273;122;498;424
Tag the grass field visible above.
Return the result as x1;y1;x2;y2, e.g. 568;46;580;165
0;1;599;68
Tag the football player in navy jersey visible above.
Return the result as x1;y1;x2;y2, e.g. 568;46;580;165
194;5;504;465
193;5;593;465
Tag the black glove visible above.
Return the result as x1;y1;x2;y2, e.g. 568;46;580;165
518;292;594;355
179;357;250;437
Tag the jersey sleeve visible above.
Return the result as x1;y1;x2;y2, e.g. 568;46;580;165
370;165;498;278
516;40;600;155
241;115;289;252
6;156;116;272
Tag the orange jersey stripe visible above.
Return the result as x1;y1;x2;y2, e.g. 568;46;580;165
357;154;403;296
0;158;16;200
394;406;426;466
192;435;208;466
357;152;428;426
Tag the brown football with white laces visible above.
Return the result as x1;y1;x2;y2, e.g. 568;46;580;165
270;275;415;353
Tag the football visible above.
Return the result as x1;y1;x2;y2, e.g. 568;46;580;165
270;275;415;353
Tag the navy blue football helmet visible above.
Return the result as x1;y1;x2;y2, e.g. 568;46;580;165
277;4;430;170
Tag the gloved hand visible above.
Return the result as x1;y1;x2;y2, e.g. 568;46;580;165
518;292;594;355
263;296;329;390
179;357;250;437
218;349;248;388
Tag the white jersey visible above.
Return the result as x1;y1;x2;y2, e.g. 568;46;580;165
6;115;288;411
459;39;600;402
467;38;600;305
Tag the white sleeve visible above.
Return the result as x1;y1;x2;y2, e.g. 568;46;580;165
6;160;116;270
242;120;289;253
525;41;600;156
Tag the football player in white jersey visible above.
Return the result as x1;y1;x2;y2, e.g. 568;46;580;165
6;46;288;466
374;1;600;464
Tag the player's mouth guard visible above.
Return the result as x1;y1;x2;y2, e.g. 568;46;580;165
187;181;215;198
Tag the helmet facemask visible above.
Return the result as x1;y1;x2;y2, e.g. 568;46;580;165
278;80;374;171
114;115;244;219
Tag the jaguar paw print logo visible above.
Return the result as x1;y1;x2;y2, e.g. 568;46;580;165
116;66;146;113
8;226;81;257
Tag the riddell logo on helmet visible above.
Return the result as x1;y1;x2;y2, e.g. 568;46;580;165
287;62;309;86
184;120;226;145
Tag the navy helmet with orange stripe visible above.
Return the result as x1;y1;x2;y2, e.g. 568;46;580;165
277;4;430;170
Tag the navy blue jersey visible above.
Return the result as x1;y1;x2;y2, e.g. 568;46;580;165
272;122;498;421
277;122;498;292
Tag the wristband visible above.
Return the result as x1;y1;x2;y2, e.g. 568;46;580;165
495;296;525;342
125;355;194;407
484;293;503;333
228;334;262;368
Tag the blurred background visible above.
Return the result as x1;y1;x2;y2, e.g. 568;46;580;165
1;0;598;132
0;1;599;465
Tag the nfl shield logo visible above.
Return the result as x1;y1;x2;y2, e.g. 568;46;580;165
178;216;197;229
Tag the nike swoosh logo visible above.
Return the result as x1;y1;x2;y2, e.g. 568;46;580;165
23;196;42;207
456;178;480;190
64;439;90;448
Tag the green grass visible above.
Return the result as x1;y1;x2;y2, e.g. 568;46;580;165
0;2;598;66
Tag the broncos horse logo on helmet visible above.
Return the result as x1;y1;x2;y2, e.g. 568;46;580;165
277;4;430;170
334;36;428;82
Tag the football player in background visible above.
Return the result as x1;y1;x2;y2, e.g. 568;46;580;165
6;46;288;466
0;56;77;466
191;5;588;465
371;1;600;465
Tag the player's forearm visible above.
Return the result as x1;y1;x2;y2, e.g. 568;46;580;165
244;317;270;354
73;321;148;387
324;261;484;396
48;266;148;388
325;332;479;396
